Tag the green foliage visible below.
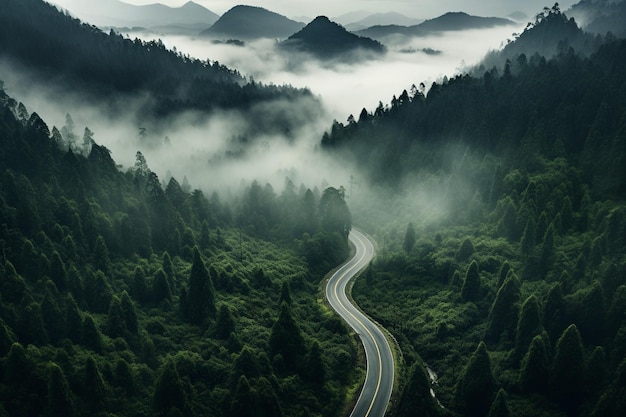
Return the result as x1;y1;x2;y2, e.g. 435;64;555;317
404;222;417;254
396;360;441;417
485;272;521;346
269;302;306;373
455;341;497;417
487;388;511;417
519;335;550;394
154;361;189;417
46;362;74;417
550;324;585;415
182;248;216;324
513;295;543;364
461;260;481;302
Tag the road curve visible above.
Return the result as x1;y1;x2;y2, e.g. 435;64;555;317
325;228;394;417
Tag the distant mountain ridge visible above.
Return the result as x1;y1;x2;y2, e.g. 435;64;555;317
281;16;385;61
568;0;626;37
53;0;219;30
200;5;305;40
343;12;423;32
356;11;516;41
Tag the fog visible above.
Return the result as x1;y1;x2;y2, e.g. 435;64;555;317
52;0;579;23
1;21;523;229
145;24;523;121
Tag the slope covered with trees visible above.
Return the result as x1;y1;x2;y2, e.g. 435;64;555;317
0;84;355;417
321;6;626;417
0;0;312;120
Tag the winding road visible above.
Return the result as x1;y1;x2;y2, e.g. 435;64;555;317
325;229;394;417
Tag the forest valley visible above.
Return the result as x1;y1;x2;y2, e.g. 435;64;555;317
0;2;625;417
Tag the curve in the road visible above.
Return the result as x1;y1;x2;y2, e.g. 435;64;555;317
325;229;394;417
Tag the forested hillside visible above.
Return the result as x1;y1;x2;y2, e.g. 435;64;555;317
0;84;355;417
322;7;626;417
0;0;312;120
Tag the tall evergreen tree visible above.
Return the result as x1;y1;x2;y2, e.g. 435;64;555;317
46;363;74;417
153;361;189;417
403;222;417;254
550;324;585;416
455;342;497;417
269;302;306;371
487;388;511;417
461;260;481;302
519;335;550;394
513;295;543;364
396;360;440;417
183;248;216;324
485;272;521;346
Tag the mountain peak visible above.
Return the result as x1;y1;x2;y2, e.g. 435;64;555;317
201;5;304;39
281;16;385;60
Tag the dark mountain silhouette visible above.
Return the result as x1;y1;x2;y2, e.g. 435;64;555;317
568;0;626;37
356;11;516;41
200;5;305;40
281;16;385;61
0;0;312;120
56;0;219;33
479;4;605;71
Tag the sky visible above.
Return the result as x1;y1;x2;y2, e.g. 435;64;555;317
52;0;579;21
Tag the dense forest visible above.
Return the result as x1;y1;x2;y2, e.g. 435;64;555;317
2;1;626;417
321;6;626;417
0;82;354;417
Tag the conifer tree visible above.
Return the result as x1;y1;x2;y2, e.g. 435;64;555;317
0;319;16;357
403;222;417;254
120;290;138;334
64;294;82;343
215;304;235;340
304;341;326;386
131;266;148;304
269;302;306;371
106;296;126;338
396;360;440;417
485;272;521;346
153;361;189;417
255;377;283;417
550;324;584;416
152;269;172;303
41;293;63;344
487;388;511;417
18;301;48;346
513;295;543;364
519;335;550;394
184;248;216;324
229;376;256;417
461;260;481;302
46;363;74;417
544;283;565;344
49;251;67;291
279;281;292;305
114;359;136;396
455;341;497;417
81;314;103;354
579;281;605;344
83;356;107;412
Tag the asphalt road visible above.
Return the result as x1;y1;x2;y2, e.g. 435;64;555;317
325;229;394;417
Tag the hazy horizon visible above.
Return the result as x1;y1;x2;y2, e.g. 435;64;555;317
51;0;579;22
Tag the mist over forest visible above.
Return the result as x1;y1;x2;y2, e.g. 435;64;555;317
0;1;625;417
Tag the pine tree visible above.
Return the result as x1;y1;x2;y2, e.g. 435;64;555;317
152;269;172;303
64;294;82;343
550;324;584;416
229;376;256;417
279;281;292;305
215;304;235;340
396;361;440;417
114;359;136;396
184;248;216;324
485;272;521;346
120;291;138;334
131;266;148;304
303;341;326;387
83;356;107;412
153;361;189;417
487;388;511;417
461;260;481;302
544;283;565;345
269;302;306;371
81;314;103;354
255;377;283;417
106;296;126;338
455;342;497;417
513;295;543;364
519;335;550;394
403;222;417;254
46;363;74;417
